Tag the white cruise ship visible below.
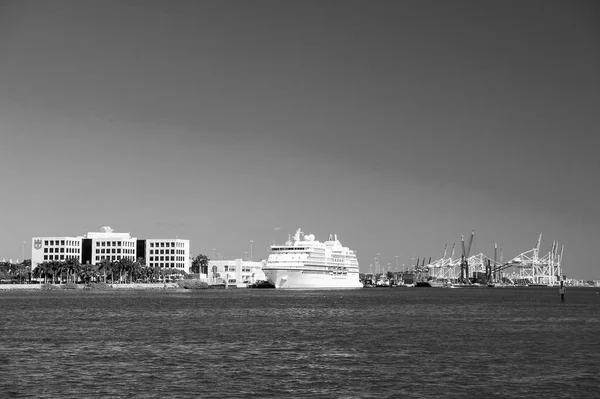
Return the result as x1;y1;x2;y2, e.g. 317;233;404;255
263;228;363;289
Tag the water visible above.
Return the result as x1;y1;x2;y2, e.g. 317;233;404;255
1;287;599;398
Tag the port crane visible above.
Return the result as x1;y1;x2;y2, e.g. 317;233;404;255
460;229;475;283
485;234;564;285
425;231;564;285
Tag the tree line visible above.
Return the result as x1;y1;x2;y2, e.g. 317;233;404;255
0;259;31;283
1;254;211;284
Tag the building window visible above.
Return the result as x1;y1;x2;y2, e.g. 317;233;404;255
45;240;48;245
44;255;48;260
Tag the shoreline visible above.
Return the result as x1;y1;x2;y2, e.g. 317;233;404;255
0;283;181;291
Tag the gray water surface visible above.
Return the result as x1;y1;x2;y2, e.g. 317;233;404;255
1;287;599;398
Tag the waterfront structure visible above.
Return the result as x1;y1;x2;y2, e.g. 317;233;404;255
207;259;266;286
263;228;363;289
31;226;190;274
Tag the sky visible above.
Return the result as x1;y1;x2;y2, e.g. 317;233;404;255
0;0;598;279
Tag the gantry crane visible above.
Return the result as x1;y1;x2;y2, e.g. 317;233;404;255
460;229;475;283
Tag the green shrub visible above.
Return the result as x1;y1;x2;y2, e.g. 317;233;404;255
177;280;209;289
87;282;113;290
62;282;79;290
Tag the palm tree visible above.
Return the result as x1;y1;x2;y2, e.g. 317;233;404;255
57;261;71;284
66;258;82;283
7;262;19;282
0;261;10;281
116;258;133;283
97;258;111;283
22;259;32;282
6;261;27;282
48;260;62;284
79;263;98;284
32;261;49;283
130;260;142;283
16;262;28;283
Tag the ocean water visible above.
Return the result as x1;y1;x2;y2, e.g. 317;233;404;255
1;287;599;398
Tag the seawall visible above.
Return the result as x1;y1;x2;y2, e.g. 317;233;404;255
0;283;181;291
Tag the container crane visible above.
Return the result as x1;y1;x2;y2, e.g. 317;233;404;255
460;229;475;283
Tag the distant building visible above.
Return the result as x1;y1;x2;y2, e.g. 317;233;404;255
31;226;191;274
207;259;266;285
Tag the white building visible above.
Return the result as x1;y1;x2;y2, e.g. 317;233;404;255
31;236;83;266
87;226;137;265
207;259;266;285
145;238;190;274
31;227;191;275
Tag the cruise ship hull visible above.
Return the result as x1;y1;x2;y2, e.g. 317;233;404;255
264;269;363;289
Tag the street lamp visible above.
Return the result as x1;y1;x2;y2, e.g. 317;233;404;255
373;256;378;277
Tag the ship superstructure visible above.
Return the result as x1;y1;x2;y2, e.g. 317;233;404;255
263;228;362;289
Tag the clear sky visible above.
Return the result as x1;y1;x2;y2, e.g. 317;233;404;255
1;0;598;279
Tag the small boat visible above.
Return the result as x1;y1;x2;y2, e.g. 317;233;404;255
415;279;446;288
248;280;275;289
450;283;488;289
